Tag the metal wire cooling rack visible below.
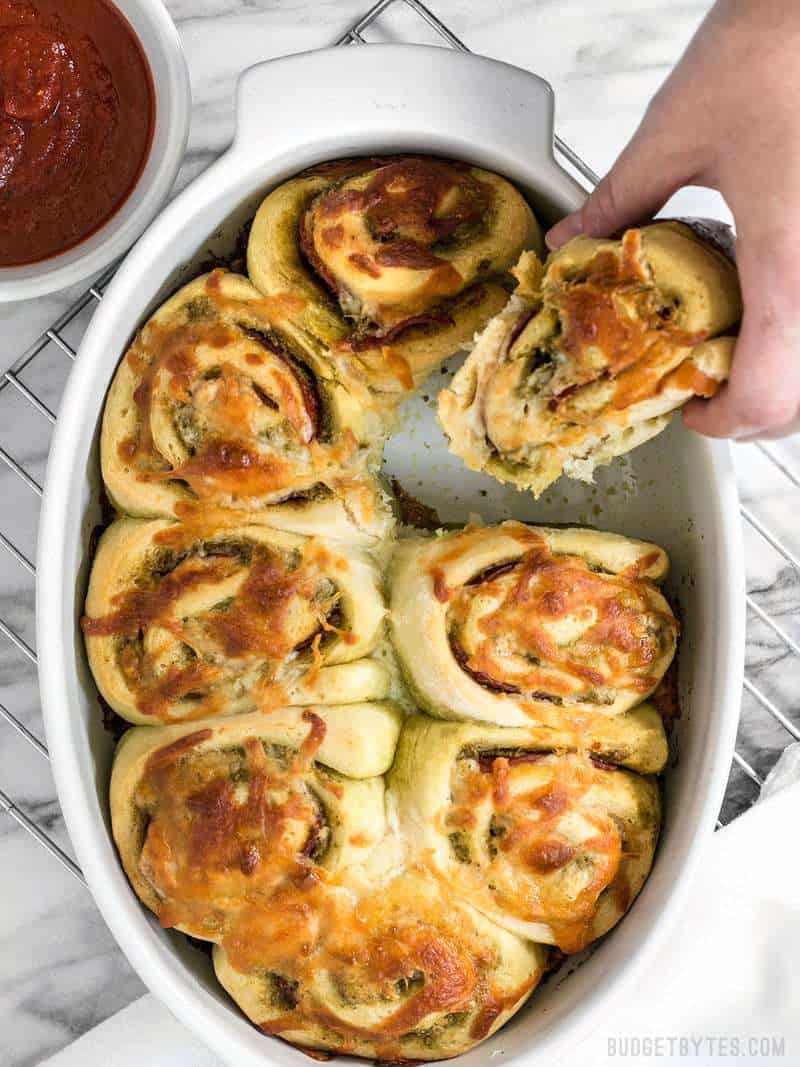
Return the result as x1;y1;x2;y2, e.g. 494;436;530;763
0;0;797;891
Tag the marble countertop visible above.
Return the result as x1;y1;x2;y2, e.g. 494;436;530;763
2;2;799;1064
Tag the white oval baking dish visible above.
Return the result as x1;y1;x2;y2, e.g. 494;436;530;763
37;45;745;1066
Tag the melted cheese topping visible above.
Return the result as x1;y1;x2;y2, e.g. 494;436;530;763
444;535;676;706
134;711;329;936
552;231;694;383
82;535;348;720
545;230;709;408
118;272;352;506
133;726;539;1060
244;869;537;1058
302;158;491;331
481;231;713;458
445;752;622;953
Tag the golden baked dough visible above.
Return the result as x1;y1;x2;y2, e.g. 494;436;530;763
390;522;677;741
390;716;661;952
82;518;388;724
100;269;392;543
248;156;540;397
439;221;742;496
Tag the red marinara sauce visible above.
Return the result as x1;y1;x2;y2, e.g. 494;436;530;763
0;0;155;267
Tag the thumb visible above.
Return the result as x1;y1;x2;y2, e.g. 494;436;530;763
546;119;698;249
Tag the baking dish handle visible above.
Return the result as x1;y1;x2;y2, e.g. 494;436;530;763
231;46;588;220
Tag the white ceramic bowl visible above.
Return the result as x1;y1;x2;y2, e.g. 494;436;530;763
0;0;190;303
38;45;745;1066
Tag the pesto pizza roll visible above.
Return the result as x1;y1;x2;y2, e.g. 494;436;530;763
213;865;548;1061
82;517;388;724
439;221;742;496
390;716;661;952
248;155;540;397
390;522;678;731
111;702;402;937
101;269;392;543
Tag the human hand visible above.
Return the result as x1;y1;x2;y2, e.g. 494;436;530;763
546;0;800;440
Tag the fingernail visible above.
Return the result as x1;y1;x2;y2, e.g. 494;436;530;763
545;212;584;250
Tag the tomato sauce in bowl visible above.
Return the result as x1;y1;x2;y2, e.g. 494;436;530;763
0;0;155;267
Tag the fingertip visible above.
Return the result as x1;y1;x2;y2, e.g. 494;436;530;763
682;396;759;440
545;212;584;251
680;398;705;431
681;397;734;439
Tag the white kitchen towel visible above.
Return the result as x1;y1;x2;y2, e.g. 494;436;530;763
759;741;800;801
42;765;800;1067
568;774;800;1066
41;993;222;1067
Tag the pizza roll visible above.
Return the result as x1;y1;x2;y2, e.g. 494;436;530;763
83;518;388;723
101;269;392;543
390;522;677;741
390;715;661;952
439;221;742;495
248;155;540;397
